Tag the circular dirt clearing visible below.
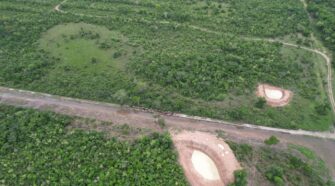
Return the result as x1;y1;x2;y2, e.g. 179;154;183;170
172;131;241;186
257;84;293;107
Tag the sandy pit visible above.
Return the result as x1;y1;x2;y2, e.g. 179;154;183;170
172;131;241;186
264;89;283;99
191;150;221;180
257;84;293;107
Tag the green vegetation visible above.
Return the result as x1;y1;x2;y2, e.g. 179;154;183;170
255;97;267;109
264;136;280;145
157;117;166;129
307;0;335;57
229;169;248;186
224;0;310;37
265;165;285;186
0;0;333;131
228;141;335;186
0;105;187;185
289;144;332;180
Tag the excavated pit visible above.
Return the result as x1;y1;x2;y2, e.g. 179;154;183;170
172;131;241;186
257;84;293;107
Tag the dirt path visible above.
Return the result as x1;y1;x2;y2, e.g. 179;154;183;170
54;0;66;12
0;86;335;177
299;0;335;112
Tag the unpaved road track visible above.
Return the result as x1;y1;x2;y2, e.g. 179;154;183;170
0;86;335;177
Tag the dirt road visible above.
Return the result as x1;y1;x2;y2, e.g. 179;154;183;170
54;0;66;12
1;86;335;177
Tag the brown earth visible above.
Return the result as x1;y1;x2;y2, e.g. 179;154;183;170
172;131;241;186
256;84;293;107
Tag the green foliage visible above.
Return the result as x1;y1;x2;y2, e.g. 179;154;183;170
119;123;131;135
157;117;166;129
113;89;129;105
265;165;284;186
228;169;248;186
91;57;98;64
228;142;334;186
307;0;335;55
0;105;188;185
326;180;335;186
225;0;310;37
264;135;280;145
113;51;122;58
314;101;330;115
227;141;253;161
255;97;266;109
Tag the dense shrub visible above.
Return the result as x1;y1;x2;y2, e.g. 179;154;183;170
229;169;248;186
307;0;335;53
265;165;285;186
0;105;188;185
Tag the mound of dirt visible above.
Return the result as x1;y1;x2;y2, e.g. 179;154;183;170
256;84;293;107
172;131;241;186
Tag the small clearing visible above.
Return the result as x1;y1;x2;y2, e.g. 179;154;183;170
172;131;241;186
257;84;293;107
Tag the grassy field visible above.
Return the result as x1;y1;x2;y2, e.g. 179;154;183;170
0;0;334;131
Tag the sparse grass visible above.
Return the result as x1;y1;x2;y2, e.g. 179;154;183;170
228;141;334;186
288;144;334;185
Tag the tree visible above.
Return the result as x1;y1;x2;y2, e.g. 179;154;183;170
113;51;122;58
315;101;330;115
113;89;128;105
91;57;98;64
255;97;266;109
265;165;284;186
229;169;248;186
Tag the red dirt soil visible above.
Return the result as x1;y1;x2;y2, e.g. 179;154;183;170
256;84;293;107
172;131;241;186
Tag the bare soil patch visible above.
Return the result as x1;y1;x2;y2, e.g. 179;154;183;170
256;84;293;107
172;131;241;186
